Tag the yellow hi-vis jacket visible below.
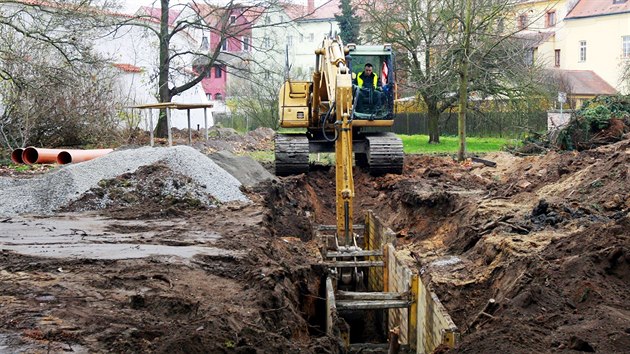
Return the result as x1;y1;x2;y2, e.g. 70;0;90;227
357;71;378;89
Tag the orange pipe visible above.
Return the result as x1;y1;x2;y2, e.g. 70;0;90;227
56;149;114;164
11;148;25;164
22;147;65;164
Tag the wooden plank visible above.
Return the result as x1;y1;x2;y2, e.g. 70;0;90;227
337;291;408;301
326;249;383;258
318;224;365;231
409;274;419;351
336;299;410;310
326;260;384;268
325;277;336;336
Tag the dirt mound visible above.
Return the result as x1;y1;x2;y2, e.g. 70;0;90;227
62;163;219;216
0;202;339;353
200;127;274;154
264;143;630;352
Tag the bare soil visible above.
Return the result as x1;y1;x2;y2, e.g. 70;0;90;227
1;136;629;353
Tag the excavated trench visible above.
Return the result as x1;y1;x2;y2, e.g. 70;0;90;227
263;150;630;353
260;163;467;351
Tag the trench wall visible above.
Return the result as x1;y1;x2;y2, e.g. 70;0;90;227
363;210;460;353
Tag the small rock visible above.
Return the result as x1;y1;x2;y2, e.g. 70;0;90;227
569;336;595;352
517;180;531;190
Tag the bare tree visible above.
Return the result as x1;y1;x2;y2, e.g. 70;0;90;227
0;0;124;149
110;0;307;137
438;0;546;160
357;0;459;144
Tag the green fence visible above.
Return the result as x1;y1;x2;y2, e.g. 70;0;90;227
392;111;547;137
214;110;548;138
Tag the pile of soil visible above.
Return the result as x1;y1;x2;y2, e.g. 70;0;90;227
62;163;220;216
265;138;629;352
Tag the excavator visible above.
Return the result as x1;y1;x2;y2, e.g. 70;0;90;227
275;35;403;276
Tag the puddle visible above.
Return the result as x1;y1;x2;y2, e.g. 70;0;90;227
1;243;240;260
0;215;235;260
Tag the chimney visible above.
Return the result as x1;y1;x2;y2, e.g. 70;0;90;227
307;0;314;14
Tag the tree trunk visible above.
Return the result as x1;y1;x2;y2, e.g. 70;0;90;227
155;0;171;138
457;0;472;162
457;64;468;161
427;100;440;144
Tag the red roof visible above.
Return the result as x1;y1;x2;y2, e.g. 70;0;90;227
113;63;143;73
548;69;618;95
566;0;630;19
283;0;340;21
136;6;181;26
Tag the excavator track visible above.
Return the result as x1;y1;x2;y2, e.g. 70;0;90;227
274;134;309;176
363;132;404;175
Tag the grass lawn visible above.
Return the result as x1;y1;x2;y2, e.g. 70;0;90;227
242;134;515;162
400;135;515;154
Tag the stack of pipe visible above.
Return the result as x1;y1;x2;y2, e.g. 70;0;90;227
10;147;114;165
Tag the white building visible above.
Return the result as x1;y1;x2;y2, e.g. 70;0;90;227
96;9;211;130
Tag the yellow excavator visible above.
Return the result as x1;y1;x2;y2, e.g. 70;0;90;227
275;36;403;245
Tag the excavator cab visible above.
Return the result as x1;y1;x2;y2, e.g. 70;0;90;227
346;44;395;120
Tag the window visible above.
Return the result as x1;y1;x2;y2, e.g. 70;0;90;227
300;33;304;42
206;93;212;100
214;66;222;78
243;36;250;51
263;37;270;48
546;10;556;27
579;40;586;62
215;93;223;100
623;35;630;58
309;33;314;41
613;0;627;4
230;15;236;23
524;48;534;66
200;36;209;50
265;16;270;24
518;14;528;30
497;18;505;33
555;49;561;67
221;39;228;51
287;35;293;46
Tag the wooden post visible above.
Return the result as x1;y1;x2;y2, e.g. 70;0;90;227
204;108;208;141
187;109;192;145
383;244;389;293
149;109;154;147
166;107;172;147
325;277;336;335
408;275;419;351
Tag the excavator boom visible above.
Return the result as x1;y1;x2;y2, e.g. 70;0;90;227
276;36;404;242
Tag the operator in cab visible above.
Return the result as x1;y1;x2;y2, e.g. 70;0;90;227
353;63;381;90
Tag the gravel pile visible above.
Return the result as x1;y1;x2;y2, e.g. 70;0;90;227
0;146;248;216
209;150;275;187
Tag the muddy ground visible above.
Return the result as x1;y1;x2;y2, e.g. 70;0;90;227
1;133;629;353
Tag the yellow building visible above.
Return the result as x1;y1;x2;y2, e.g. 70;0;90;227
512;0;624;105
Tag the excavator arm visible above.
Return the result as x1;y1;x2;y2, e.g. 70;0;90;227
334;68;354;244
